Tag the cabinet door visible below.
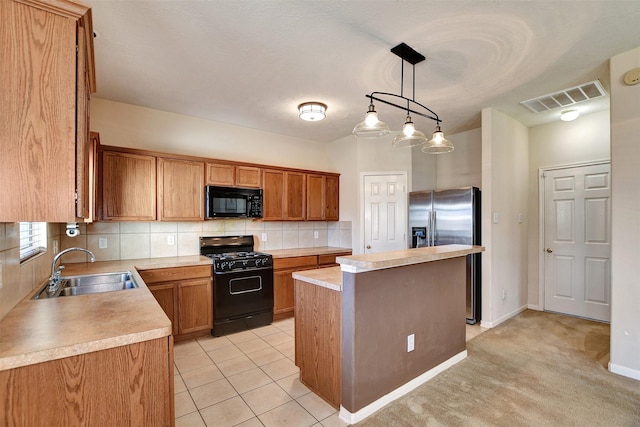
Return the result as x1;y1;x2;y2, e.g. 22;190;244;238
263;169;285;220
306;174;325;221
285;172;306;220
206;162;235;186
0;1;78;222
158;157;204;221
102;151;157;220
75;21;91;219
236;166;262;188
149;283;178;336
274;269;295;317
178;278;213;334
325;175;340;221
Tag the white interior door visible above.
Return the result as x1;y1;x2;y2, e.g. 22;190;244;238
543;163;611;322
363;174;406;254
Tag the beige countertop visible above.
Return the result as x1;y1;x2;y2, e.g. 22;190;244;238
337;244;484;273
265;246;352;259
0;256;212;371
292;266;342;292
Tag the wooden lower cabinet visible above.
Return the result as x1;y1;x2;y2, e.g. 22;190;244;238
273;251;351;319
140;265;213;340
0;337;174;426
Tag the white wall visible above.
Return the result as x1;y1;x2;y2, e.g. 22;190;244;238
328;133;412;254
527;111;610;308
609;46;640;380
410;128;481;192
481;108;529;327
91;98;333;171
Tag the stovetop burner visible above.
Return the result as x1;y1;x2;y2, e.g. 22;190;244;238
200;235;272;271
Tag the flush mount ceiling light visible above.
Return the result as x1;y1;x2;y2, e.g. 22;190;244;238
560;109;579;122
353;42;453;154
298;102;327;121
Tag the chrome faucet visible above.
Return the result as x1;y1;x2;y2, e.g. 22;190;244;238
49;247;96;293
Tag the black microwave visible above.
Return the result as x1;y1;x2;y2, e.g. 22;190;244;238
205;186;263;219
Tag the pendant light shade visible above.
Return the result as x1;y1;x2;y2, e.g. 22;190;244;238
392;115;428;147
352;103;390;138
422;124;454;154
298;102;327;121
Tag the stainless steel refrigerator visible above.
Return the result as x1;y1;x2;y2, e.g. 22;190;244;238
408;187;481;324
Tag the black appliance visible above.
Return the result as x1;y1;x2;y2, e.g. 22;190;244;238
200;235;273;336
205;186;263;219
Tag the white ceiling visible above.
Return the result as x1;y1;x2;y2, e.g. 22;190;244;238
89;0;640;143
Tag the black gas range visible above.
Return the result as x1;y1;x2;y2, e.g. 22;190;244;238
200;235;274;336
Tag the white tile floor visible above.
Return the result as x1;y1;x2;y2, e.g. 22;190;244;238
173;318;485;427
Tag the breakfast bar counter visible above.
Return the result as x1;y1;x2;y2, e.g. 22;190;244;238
293;244;484;424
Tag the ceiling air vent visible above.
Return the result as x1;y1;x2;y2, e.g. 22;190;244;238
520;80;607;113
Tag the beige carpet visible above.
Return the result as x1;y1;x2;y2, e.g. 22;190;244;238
358;310;640;426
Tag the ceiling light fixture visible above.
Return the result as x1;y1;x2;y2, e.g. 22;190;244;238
298;102;327;121
353;42;453;154
560;109;579;122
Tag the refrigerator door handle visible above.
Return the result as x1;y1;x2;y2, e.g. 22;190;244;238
431;211;436;246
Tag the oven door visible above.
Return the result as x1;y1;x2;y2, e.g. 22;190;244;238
213;266;274;320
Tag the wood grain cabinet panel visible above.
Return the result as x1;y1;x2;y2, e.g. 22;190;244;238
273;256;318;318
0;337;173;426
158;157;204;221
178;278;213;334
285;172;306;220
307;174;340;221
325;175;340;221
236;166;262;188
263;169;285;220
140;266;212;341
206;162;235;186
0;0;95;222
149;283;178;336
101;151;157;221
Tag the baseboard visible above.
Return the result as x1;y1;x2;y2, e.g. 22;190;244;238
609;362;640;381
527;304;541;311
480;304;528;329
338;350;468;424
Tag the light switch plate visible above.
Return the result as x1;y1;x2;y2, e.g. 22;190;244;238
407;334;415;352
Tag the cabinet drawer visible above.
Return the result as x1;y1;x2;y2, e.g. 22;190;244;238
139;265;211;284
274;256;318;270
318;252;351;266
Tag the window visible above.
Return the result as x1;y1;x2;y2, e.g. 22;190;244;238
19;222;47;262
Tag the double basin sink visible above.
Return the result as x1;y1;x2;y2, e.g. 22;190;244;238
33;272;139;299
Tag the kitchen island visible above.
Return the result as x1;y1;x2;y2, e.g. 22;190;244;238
293;244;484;424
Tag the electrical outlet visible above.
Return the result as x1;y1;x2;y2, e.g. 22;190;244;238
313;231;319;239
167;235;175;245
407;334;415;352
98;237;108;249
502;289;507;300
261;233;267;242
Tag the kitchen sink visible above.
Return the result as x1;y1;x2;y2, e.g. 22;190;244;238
33;272;140;299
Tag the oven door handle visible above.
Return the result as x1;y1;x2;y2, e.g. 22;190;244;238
214;266;273;275
228;275;263;295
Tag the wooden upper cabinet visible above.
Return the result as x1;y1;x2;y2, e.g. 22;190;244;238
307;174;339;221
325;175;339;221
158;158;204;221
207;162;261;188
236;166;262;188
0;0;95;222
285;172;306;220
206;162;235;186
101;151;157;221
263;169;285;220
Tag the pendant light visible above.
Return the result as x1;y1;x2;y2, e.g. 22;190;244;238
352;101;390;138
422;124;454;154
353;43;453;154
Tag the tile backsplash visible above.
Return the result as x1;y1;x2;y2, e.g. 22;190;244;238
0;223;62;320
61;220;353;262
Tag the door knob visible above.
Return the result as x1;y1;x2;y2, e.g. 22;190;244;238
366;245;371;249
546;248;553;253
